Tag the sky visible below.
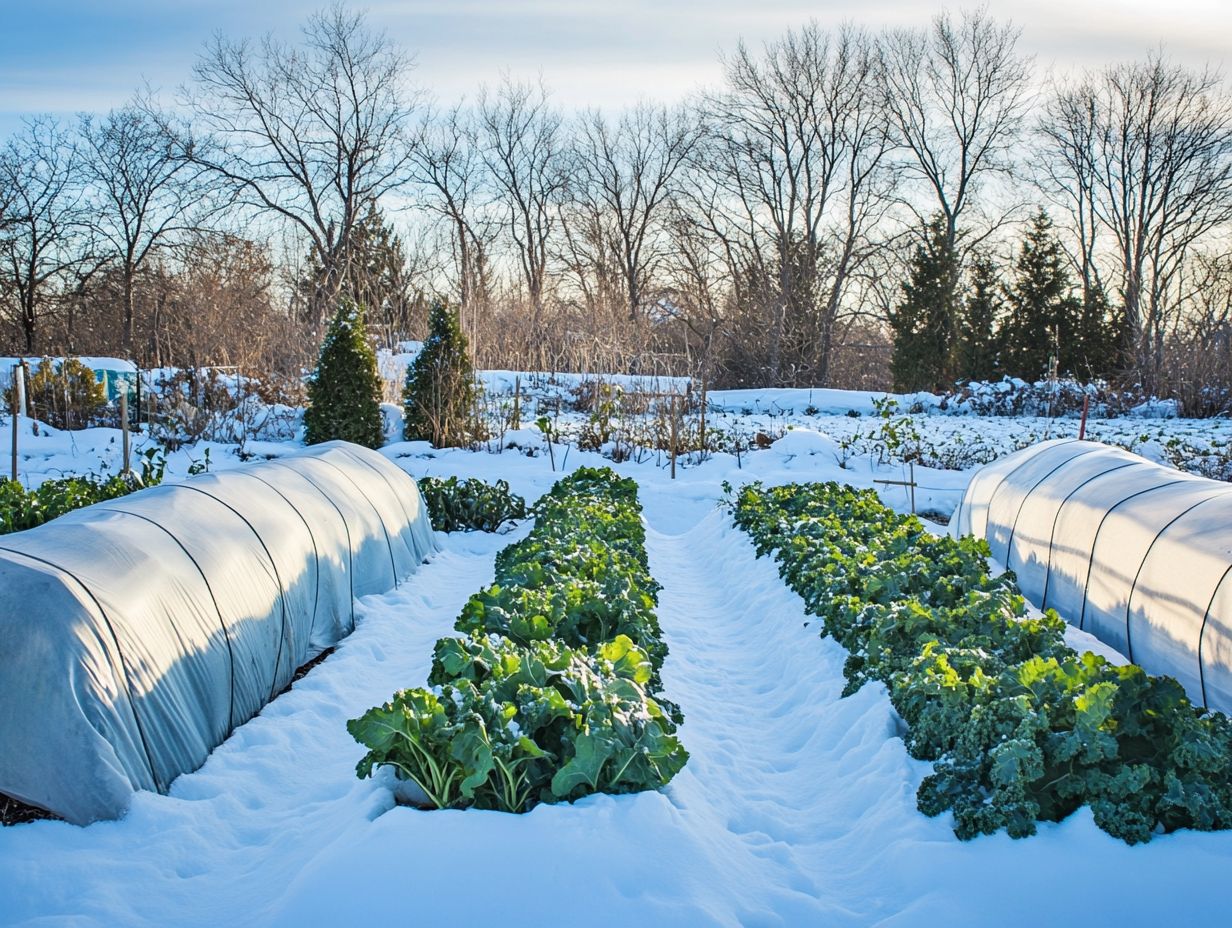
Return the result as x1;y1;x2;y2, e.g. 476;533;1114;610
0;0;1230;135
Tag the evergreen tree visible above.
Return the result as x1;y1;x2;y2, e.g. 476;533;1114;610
890;215;962;392
403;300;477;447
349;201;420;347
956;254;1002;382
304;298;385;448
1073;284;1124;380
293;202;419;342
999;209;1081;380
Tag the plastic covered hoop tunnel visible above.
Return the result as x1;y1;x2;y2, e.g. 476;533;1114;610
950;438;1232;715
0;441;437;824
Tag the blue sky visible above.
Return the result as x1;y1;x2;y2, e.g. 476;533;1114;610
1;0;1229;134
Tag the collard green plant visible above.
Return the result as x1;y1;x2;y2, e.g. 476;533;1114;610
348;634;685;812
350;465;687;812
417;475;527;533
731;480;1232;844
0;449;166;536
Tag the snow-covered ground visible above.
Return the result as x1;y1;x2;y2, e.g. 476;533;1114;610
3;393;1232;926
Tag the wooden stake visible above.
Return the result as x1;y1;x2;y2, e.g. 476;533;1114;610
698;374;708;457
1078;394;1090;441
874;463;918;515
512;374;521;430
669;394;678;480
9;364;20;482
121;391;131;476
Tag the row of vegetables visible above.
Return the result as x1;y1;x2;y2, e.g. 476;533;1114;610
0;450;164;536
347;466;688;812
730;480;1232;844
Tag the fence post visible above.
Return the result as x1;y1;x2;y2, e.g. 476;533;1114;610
512;374;521;430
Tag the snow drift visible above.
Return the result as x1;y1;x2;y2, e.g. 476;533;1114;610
951;438;1232;714
0;441;437;825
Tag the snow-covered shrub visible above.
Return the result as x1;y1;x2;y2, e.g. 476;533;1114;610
304;298;384;448
944;377;1157;418
402;300;479;447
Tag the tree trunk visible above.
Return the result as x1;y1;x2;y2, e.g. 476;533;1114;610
123;266;136;355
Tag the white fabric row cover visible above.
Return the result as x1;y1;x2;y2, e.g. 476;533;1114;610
950;438;1232;714
0;441;437;824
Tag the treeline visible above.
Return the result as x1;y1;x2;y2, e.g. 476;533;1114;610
1;5;1231;412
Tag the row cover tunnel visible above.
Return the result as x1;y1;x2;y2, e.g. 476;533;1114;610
950;438;1232;715
0;441;437;824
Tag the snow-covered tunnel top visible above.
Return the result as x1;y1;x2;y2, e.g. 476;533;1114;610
950;438;1232;715
0;441;437;825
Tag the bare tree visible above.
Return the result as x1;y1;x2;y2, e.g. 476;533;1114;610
0;159;16;234
1037;86;1107;311
78;104;205;353
573;103;701;318
880;8;1031;250
411;104;497;330
0;117;86;353
188;5;422;328
700;22;894;386
1043;56;1232;385
478;77;568;317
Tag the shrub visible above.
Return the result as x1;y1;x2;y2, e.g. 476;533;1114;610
402;300;478;447
4;358;107;430
417;476;527;532
304;298;384;448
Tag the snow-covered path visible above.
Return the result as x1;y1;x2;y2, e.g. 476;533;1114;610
643;511;1232;927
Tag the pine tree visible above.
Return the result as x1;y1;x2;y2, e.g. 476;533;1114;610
956;254;1002;382
293;202;419;342
303;298;385;448
1073;285;1123;380
349;202;419;347
890;216;962;392
999;209;1081;381
403;300;477;447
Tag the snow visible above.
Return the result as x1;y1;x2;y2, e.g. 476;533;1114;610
708;386;939;416
3;389;1232;925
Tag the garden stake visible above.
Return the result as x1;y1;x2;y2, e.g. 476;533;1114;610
10;366;18;482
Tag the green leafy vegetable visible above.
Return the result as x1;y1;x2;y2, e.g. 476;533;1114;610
731;480;1232;844
350;466;687;813
417;475;528;533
